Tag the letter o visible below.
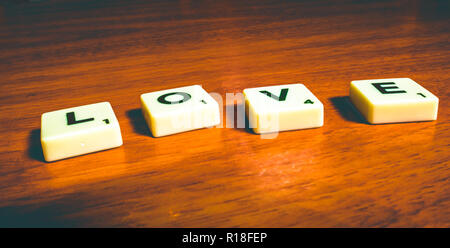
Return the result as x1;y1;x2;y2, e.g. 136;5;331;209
157;92;191;105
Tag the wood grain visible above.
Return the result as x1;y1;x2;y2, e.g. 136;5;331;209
0;0;449;227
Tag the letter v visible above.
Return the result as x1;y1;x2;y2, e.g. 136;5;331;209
259;88;289;101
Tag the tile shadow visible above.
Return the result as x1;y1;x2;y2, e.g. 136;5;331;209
28;129;45;162
329;96;368;124
225;103;255;134
126;108;152;137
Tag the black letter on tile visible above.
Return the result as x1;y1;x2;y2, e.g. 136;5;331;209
66;112;94;125
259;88;289;101
371;82;406;94
304;99;314;104
157;92;192;105
417;93;426;98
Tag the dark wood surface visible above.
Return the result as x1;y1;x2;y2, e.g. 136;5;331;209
0;0;449;227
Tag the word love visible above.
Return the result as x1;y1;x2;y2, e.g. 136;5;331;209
40;78;439;162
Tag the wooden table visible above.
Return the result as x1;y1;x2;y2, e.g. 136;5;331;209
0;0;449;227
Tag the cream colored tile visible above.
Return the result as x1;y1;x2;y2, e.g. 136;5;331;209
140;85;220;137
243;84;324;134
350;78;439;124
41;102;123;162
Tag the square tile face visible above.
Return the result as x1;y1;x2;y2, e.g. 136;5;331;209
140;85;220;137
243;84;324;134
41;102;123;162
350;78;439;124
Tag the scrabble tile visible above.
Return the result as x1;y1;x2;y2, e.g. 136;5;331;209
243;84;324;134
41;102;123;162
141;85;220;137
349;78;439;124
